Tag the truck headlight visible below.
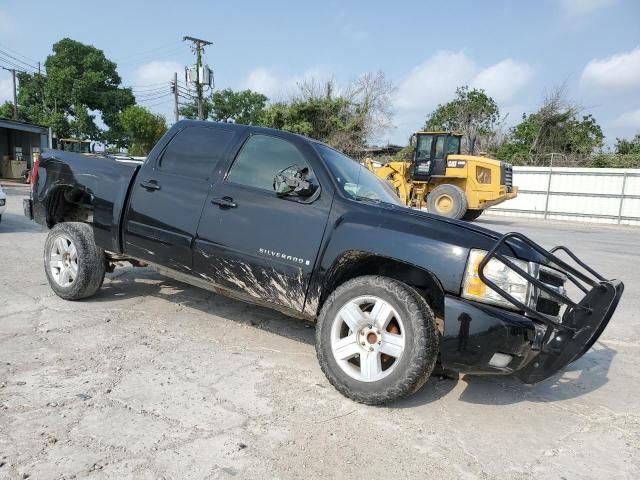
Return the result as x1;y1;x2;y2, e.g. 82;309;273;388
462;249;530;310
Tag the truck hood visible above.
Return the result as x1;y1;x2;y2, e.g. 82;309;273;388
380;203;549;264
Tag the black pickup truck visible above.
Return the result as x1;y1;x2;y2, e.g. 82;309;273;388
24;120;623;405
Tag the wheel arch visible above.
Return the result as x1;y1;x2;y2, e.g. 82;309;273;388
319;250;446;329
45;185;94;228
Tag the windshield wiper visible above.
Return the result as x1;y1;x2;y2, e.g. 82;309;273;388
354;195;381;204
354;196;401;208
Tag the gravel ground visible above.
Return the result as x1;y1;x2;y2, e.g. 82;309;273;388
1;185;639;480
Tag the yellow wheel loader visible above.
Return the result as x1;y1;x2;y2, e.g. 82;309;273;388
365;132;518;220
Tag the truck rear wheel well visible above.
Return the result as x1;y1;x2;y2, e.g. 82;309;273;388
320;251;445;320
46;186;93;228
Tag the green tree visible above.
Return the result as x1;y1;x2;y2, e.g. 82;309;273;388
257;76;393;152
210;88;267;124
179;98;211;120
179;88;267;124
14;38;134;142
492;87;604;164
119;105;167;156
615;132;640;154
424;86;499;154
0;101;19;120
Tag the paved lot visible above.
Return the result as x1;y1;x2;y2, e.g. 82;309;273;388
1;185;639;480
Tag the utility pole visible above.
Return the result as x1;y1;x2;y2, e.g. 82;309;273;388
1;66;18;119
11;68;17;120
183;36;212;120
172;71;179;123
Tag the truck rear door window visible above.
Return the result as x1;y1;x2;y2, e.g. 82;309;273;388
226;134;312;191
159;126;234;179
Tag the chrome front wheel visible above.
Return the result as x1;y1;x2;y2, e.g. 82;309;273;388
316;276;439;405
330;295;405;383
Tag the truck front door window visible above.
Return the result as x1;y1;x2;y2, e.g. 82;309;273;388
226;135;313;191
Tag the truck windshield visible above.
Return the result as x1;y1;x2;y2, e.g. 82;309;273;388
314;144;402;206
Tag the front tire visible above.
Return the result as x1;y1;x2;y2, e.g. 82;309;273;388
44;222;106;300
316;276;439;405
462;208;483;221
427;184;468;219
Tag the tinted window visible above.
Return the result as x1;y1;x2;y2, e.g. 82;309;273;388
227;134;310;191
159;126;234;179
447;136;461;154
434;136;445;159
416;135;433;160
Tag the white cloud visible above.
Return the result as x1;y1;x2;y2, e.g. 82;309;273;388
133;60;182;87
392;51;533;140
559;0;617;17
580;47;640;89
242;67;329;100
395;51;477;112
471;59;533;103
243;68;281;98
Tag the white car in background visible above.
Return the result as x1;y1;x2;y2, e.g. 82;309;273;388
0;185;6;223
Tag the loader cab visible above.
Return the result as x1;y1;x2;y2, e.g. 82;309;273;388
410;132;462;181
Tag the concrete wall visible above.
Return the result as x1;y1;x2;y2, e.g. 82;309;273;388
486;166;640;226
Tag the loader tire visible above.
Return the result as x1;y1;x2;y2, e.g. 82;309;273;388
462;209;483;221
427;184;468;219
44;222;106;300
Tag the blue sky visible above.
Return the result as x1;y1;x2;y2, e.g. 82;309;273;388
0;0;639;147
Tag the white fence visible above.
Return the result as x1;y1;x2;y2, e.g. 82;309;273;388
486;166;640;226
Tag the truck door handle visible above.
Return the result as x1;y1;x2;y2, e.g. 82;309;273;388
211;196;237;208
140;180;161;191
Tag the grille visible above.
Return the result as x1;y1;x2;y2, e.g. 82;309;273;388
501;162;513;190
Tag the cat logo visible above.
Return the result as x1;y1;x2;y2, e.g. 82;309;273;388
447;160;467;168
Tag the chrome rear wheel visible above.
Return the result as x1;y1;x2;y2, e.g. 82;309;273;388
49;235;78;287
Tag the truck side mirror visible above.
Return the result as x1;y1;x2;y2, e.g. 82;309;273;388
273;165;317;198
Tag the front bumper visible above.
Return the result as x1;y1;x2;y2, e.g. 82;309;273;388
478;186;518;209
440;232;624;384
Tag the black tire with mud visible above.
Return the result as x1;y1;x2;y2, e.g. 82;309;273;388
427;184;468;219
315;276;439;405
462;208;483;221
44;222;106;300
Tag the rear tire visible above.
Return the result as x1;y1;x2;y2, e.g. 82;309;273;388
462;209;483;221
427;184;467;219
44;222;106;300
315;276;439;405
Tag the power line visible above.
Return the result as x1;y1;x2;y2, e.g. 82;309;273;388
143;98;173;109
131;86;170;95
0;42;40;64
136;91;172;102
0;55;30;73
0;48;39;72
